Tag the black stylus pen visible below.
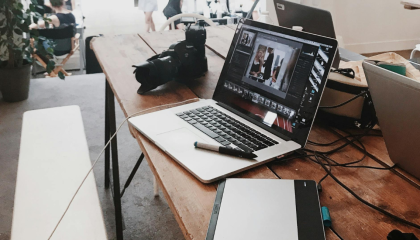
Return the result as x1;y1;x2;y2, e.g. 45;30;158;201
194;141;258;159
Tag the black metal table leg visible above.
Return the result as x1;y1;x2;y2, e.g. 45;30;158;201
105;79;110;189
106;81;124;240
120;154;144;197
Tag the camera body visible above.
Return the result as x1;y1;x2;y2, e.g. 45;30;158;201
133;21;208;94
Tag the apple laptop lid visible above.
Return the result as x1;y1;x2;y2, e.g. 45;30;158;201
213;19;338;147
269;0;340;68
363;61;420;179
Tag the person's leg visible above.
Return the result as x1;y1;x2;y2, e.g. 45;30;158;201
149;12;156;31
144;11;152;32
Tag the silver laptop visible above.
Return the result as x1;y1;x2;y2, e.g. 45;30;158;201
271;0;341;68
129;19;338;183
363;61;420;179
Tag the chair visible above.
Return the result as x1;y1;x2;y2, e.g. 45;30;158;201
159;13;216;32
32;24;80;78
410;44;420;59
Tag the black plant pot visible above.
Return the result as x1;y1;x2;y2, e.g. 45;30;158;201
0;63;31;102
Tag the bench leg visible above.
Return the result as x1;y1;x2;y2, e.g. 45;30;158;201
105;79;110;189
106;80;124;240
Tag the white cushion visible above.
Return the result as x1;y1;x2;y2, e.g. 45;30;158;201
11;106;107;240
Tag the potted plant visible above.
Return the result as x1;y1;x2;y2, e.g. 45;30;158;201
0;0;57;102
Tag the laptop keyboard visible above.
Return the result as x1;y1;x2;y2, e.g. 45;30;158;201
176;106;278;152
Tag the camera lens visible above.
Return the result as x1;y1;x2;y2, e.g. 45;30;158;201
134;55;180;94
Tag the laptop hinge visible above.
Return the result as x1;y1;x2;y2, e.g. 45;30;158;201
216;102;292;141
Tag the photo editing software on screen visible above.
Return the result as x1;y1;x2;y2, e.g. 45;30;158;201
215;23;334;145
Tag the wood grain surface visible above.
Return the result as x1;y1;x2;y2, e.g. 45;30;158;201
271;125;420;239
92;26;420;240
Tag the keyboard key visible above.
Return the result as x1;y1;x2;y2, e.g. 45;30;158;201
196;108;205;112
197;119;204;123
213;123;221;128
192;123;219;138
176;112;184;116
188;119;197;124
184;117;192;121
184;111;191;114
224;130;233;135
215;137;225;142
220;141;231;146
237;144;253;153
219;132;227;137
209;126;217;131
179;115;189;119
191;110;200;114
225;136;234;141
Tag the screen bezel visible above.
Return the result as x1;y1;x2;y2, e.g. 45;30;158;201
212;19;338;147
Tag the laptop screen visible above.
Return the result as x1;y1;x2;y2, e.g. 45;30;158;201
213;19;337;146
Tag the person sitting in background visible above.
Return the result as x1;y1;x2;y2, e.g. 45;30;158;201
45;0;75;11
163;0;183;29
30;0;75;30
29;0;76;63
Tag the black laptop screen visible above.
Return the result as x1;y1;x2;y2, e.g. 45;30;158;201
213;19;337;146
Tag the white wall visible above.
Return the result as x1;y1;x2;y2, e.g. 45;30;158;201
268;0;420;54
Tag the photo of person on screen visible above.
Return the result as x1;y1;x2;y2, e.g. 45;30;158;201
244;38;301;99
240;31;255;47
266;65;281;88
263;48;274;80
249;49;264;79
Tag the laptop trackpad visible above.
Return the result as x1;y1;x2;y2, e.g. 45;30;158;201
155;128;209;153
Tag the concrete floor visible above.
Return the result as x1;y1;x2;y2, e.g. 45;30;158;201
0;74;184;240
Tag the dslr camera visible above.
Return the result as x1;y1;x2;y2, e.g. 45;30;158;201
133;20;208;94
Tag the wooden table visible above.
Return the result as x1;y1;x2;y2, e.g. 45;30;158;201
91;25;420;240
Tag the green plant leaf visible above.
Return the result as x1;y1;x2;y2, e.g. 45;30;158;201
47;47;54;54
58;71;65;80
13;28;22;35
46;60;55;73
31;0;39;4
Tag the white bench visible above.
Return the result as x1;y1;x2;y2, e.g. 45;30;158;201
11;106;107;240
